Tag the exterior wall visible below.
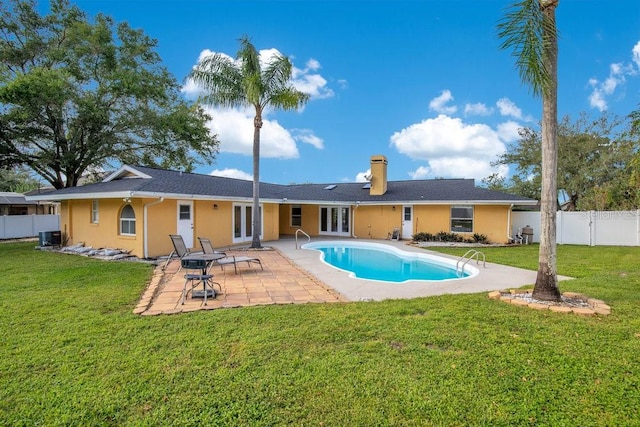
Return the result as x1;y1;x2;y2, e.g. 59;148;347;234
474;205;510;244
279;204;322;236
353;205;402;239
412;205;450;235
60;198;281;258
410;204;511;244
62;198;144;256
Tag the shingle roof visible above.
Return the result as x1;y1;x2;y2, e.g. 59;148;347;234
0;192;40;205
25;165;537;205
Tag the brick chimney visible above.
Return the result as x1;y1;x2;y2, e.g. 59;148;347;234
369;155;388;196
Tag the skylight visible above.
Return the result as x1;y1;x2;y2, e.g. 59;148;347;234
324;184;337;190
362;183;371;189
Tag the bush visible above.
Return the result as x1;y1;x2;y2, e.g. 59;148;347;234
411;231;490;244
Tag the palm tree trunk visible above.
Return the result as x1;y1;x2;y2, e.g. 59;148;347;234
251;113;262;249
533;0;561;301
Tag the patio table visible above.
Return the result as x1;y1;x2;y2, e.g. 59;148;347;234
181;253;225;303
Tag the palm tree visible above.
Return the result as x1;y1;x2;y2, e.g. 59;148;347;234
188;36;309;248
498;0;562;301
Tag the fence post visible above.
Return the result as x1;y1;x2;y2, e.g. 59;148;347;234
637;210;640;246
589;211;596;247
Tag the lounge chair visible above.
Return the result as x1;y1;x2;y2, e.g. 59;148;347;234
198;236;263;274
162;234;202;272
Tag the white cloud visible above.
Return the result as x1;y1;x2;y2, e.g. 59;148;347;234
633;41;640;70
209;168;253;180
389;114;512;181
464;102;493;116
355;169;371;183
496;97;522;119
182;48;328;160
182;49;334;101
496;121;522;143
429;90;457;114
203;107;299;158
292;129;324;149
588;40;640;111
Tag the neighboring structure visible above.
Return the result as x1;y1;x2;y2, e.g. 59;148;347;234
0;192;58;216
26;156;537;258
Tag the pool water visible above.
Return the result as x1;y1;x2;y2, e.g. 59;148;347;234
302;241;472;283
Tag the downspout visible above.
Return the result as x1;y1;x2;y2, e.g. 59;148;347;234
506;204;513;242
143;197;165;258
352;202;360;238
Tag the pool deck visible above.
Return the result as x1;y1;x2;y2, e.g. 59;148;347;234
138;238;569;315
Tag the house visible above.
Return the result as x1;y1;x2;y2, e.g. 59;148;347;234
26;155;537;258
0;192;58;216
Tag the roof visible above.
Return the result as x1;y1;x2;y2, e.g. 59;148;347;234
0;192;41;205
25;165;538;205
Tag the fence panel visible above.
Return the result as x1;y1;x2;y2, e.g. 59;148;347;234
593;211;639;246
558;211;591;245
0;215;61;239
512;210;640;246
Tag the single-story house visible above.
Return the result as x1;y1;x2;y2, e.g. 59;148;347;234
0;191;58;216
26;155;537;258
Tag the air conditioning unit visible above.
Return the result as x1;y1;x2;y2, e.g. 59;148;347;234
39;230;62;247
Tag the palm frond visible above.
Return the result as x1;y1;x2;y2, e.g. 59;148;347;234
497;0;557;98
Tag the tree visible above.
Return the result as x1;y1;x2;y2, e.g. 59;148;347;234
498;0;561;301
0;166;39;192
0;0;218;189
187;36;309;249
493;112;636;210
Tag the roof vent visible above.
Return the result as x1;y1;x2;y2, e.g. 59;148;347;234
324;184;337;190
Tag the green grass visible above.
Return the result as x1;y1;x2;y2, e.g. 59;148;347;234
1;241;639;426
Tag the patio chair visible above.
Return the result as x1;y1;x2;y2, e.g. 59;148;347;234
198;236;263;274
162;234;202;272
387;227;400;241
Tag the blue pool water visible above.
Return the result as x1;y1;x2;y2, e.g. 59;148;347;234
302;241;472;283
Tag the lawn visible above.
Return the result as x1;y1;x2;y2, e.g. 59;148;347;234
1;241;639;426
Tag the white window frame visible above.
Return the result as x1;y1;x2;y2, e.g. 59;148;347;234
120;204;136;236
291;205;302;227
91;200;99;224
450;205;474;233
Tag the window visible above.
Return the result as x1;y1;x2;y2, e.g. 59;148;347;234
91;200;99;223
451;206;473;233
291;205;302;227
120;204;136;235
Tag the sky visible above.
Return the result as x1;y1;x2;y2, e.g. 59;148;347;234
56;1;640;185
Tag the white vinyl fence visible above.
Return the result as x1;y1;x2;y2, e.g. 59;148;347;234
512;210;640;246
0;215;61;240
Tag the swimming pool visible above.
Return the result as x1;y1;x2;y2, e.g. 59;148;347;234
302;241;478;283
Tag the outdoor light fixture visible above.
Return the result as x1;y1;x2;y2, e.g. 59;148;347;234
213;204;219;210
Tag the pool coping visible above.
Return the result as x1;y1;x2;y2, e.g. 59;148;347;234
268;238;572;302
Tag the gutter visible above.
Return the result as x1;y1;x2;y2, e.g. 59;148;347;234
506;204;513;242
143;197;165;258
351;201;360;238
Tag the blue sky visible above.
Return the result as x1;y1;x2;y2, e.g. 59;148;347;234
68;1;639;185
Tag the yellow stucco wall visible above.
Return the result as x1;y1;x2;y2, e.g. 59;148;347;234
60;198;281;258
276;203;511;244
353;205;402;240
412;204;510;244
473;205;510;243
279;204;321;236
61;199;144;256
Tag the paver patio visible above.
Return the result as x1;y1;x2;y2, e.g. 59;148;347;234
136;247;346;315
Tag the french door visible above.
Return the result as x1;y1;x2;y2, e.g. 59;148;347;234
233;203;262;244
319;206;351;236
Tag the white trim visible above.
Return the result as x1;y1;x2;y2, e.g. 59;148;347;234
103;165;152;182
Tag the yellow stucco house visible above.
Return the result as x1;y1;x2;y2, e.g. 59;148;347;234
26;155;537;258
